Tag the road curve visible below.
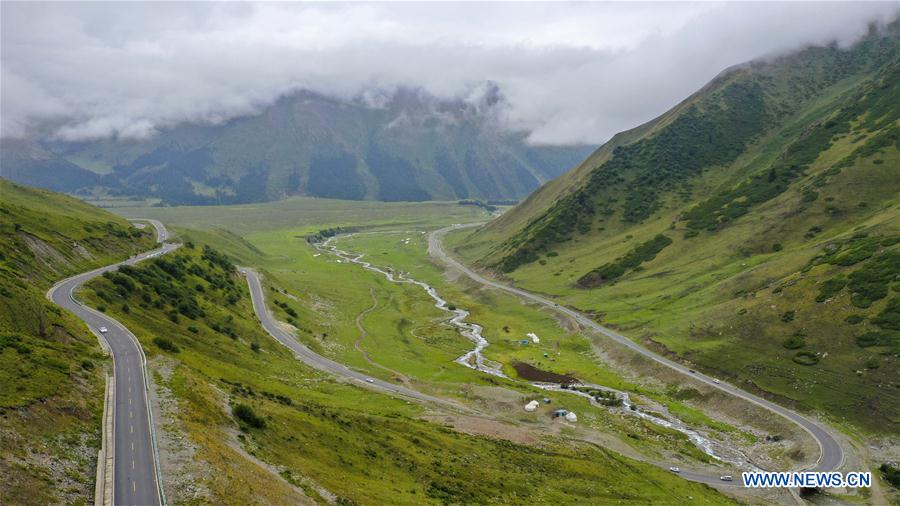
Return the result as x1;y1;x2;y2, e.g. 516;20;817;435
239;267;468;412
429;223;845;482
47;219;176;506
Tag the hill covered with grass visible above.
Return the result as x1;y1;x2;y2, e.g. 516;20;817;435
452;28;899;434
0;179;154;504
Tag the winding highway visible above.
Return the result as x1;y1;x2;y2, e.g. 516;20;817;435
47;219;175;506
240;267;468;412
428;223;845;485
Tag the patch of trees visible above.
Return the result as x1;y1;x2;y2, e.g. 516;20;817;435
457;199;497;212
808;235;899;308
100;246;240;322
306;226;355;244
577;234;673;288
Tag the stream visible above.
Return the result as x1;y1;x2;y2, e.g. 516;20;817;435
322;235;506;377
321;233;756;469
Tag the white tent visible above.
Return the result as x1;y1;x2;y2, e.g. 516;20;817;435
527;332;540;343
565;412;578;422
524;400;540;412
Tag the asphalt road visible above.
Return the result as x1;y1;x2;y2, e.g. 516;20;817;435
47;219;176;506
240;267;468;412
428;223;845;486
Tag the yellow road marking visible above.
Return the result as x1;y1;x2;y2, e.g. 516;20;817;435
130;425;133;434
131;441;134;451
133;481;136;492
129;410;133;419
132;460;135;470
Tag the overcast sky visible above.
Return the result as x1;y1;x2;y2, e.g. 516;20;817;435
1;2;896;145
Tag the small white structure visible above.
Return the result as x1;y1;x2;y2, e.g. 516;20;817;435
524;400;540;412
565;411;578;422
527;332;540;344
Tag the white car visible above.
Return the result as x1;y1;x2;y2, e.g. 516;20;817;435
98;326;108;333
668;466;680;473
720;475;733;482
712;379;720;384
365;378;374;383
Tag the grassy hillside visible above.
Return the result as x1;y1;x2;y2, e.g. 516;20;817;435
80;237;733;505
0;179;154;504
452;30;900;434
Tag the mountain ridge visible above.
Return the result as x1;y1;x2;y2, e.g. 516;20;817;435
1;87;593;205
449;27;900;433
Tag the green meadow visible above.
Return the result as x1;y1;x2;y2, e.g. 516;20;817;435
79;210;735;504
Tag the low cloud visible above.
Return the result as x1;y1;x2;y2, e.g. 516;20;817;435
1;2;896;144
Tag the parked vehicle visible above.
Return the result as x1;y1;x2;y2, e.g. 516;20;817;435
720;475;733;482
99;326;108;333
669;467;680;473
365;378;374;383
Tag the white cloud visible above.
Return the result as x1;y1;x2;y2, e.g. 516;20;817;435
1;2;896;144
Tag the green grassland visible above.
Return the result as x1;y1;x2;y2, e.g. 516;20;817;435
80;237;733;504
113;197;487;236
332;231;783;461
0;179;155;505
171;216;740;470
447;45;900;434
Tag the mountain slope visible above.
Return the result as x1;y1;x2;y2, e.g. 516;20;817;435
452;29;900;433
0;139;103;193
10;88;592;205
0;179;154;504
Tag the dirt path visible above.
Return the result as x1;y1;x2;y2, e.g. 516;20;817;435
353;288;413;386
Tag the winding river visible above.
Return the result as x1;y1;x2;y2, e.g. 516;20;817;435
322;235;506;377
321;233;755;468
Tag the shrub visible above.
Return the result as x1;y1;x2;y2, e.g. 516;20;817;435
781;310;795;322
233;403;266;429
844;314;864;325
250;342;261;353
880;463;900;489
872;297;900;331
816;276;847;302
153;337;180;353
772;243;783;252
855;331;897;348
578;234;672;287
783;335;806;349
847;251;900;307
187;326;199;334
81;360;94;370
